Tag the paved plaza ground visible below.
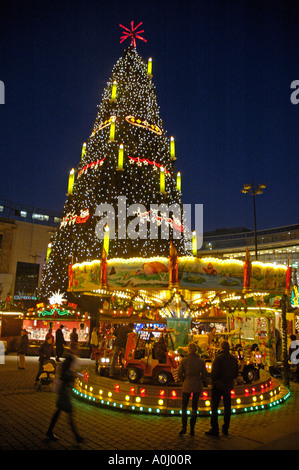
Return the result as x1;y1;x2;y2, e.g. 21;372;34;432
1;354;299;457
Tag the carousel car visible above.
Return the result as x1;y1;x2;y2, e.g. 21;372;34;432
95;334;115;375
124;328;180;385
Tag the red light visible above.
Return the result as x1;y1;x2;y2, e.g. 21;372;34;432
171;390;177;397
245;388;249;394
84;372;89;382
115;384;120;391
252;387;255;392
203;391;208;398
160;390;165;396
231;390;235;396
130;387;135;395
140;388;146;395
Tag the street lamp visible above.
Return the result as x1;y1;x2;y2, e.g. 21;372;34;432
241;181;266;260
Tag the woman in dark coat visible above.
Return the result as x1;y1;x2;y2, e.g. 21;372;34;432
55;325;65;362
17;329;29;369
177;342;207;436
46;347;83;443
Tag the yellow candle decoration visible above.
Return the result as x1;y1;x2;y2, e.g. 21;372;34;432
170;136;176;160
147;58;152;76
110;116;116;141
160;168;165;193
81;142;86;161
46;243;52;261
176;172;181;192
111;81;117;101
192;231;197;256
104;224;109;255
68;168;75;195
117;143;124;171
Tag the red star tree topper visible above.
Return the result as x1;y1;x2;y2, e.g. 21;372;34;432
119;21;147;48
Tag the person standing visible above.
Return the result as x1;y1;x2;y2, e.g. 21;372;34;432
46;328;54;345
70;328;79;351
90;327;99;359
177;342;207;436
109;323;134;377
17;329;29;369
153;335;167;363
207;326;217;348
55;324;65;362
205;340;239;437
46;346;83;443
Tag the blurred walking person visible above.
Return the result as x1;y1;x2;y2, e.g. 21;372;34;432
46;346;83;443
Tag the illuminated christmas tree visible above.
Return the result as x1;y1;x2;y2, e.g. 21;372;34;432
39;23;190;300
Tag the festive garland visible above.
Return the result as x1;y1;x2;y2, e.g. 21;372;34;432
128;155;169;174
90;115;162;139
134;207;184;233
90;117;115;138
106;289;280;320
125;115;162;135
78;157;106;178
60;209;90;229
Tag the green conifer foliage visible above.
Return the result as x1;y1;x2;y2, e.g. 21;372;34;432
39;46;189;300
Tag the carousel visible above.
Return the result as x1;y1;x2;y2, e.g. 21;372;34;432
69;245;293;416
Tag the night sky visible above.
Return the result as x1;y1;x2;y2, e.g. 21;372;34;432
1;0;299;234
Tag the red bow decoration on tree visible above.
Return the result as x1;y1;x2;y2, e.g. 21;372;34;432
119;21;147;48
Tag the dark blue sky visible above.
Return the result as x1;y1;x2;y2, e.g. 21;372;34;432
1;0;299;233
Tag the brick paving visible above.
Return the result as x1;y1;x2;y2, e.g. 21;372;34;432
1;354;299;454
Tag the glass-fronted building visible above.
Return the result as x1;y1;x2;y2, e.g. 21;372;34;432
200;224;299;272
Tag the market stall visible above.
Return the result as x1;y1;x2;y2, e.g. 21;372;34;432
24;300;91;357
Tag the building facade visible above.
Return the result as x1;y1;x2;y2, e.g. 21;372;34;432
0;200;61;304
200;224;299;272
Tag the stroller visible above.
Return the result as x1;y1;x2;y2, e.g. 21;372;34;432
36;359;57;391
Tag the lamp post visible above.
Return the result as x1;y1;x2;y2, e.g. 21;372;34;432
241;181;266;260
